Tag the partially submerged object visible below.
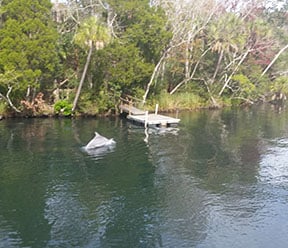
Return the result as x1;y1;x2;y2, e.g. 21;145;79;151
84;144;115;159
84;132;116;150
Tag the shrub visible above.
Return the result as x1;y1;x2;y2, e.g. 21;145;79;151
54;100;73;116
21;92;53;116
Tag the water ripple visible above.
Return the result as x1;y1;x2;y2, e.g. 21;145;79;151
259;137;288;186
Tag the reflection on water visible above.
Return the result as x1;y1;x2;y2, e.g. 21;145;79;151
81;144;116;160
0;105;288;247
259;138;288;185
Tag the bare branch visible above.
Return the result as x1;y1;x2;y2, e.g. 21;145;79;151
218;48;251;96
169;47;211;95
142;47;171;103
0;86;21;113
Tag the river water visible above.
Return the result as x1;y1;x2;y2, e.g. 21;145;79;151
0;105;288;248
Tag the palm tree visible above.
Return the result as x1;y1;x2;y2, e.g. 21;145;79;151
209;13;243;85
72;16;111;112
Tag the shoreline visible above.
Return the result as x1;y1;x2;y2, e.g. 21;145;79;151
0;101;282;121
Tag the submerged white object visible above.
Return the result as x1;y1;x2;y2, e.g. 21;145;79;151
84;132;116;150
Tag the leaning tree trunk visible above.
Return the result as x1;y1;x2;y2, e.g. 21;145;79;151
0;86;21;113
261;44;288;77
211;50;224;84
142;48;169;104
72;43;93;112
218;48;250;97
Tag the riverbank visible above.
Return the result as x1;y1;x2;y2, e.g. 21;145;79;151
0;95;282;121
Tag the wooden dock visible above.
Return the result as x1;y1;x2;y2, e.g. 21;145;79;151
119;104;146;115
119;104;180;127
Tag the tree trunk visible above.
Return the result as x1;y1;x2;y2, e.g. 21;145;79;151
0;86;21;113
169;47;211;95
218;48;250;97
142;47;171;104
72;43;93;112
211;50;223;84
261;44;288;77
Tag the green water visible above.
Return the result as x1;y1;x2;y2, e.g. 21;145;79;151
1;105;288;248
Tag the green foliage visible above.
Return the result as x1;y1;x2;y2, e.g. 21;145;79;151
208;13;247;55
0;101;7;115
270;76;288;94
227;74;260;105
75;90;112;115
107;0;171;63
92;42;153;95
0;0;59;106
71;15;112;112
124;7;171;62
74;16;111;51
2;0;288;115
0;70;21;97
54;100;72;116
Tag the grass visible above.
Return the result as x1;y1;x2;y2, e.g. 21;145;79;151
147;92;207;112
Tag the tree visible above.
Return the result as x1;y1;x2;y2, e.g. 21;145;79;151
143;0;281;106
52;0;112;34
93;42;153;97
52;0;170;113
107;0;171;63
261;44;288;77
72;16;110;112
0;0;59;111
261;3;288;79
142;0;219;103
80;0;171;107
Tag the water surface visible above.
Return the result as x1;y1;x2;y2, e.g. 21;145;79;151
1;105;288;247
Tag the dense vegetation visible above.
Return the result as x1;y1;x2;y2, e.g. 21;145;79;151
0;0;288;117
